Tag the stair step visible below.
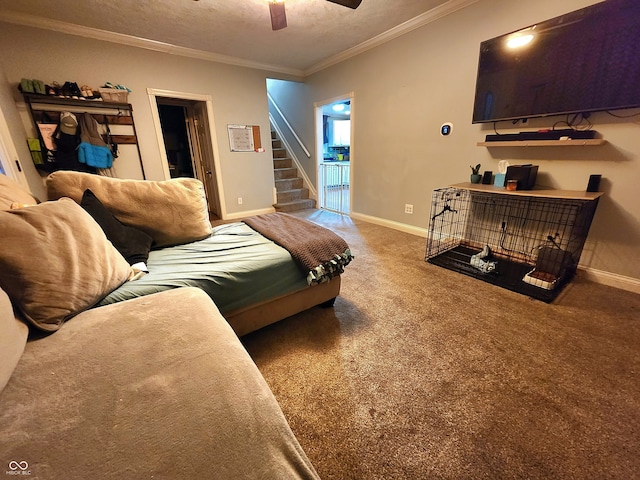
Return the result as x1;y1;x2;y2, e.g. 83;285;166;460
271;130;276;139
274;198;316;213
274;167;298;180
277;188;309;203
273;158;292;169
275;177;303;191
272;148;288;158
272;139;282;149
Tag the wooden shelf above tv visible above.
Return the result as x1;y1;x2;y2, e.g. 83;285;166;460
477;139;606;147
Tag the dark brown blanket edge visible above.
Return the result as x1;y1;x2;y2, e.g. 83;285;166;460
243;213;352;285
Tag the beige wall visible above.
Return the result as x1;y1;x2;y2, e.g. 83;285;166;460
0;24;278;217
1;0;638;283
286;0;639;282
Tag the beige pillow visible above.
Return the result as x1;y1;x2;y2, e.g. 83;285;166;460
0;198;132;332
0;287;28;393
46;171;211;248
0;174;39;210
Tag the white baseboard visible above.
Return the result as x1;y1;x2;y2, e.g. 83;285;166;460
577;266;640;294
350;211;427;237
350;210;640;295
224;206;275;220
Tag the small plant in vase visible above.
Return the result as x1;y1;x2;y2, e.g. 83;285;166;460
470;163;482;183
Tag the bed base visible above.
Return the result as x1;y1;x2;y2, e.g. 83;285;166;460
224;276;341;336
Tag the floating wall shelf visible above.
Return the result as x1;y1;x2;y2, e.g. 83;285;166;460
477;139;606;147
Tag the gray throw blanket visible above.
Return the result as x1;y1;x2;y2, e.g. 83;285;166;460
243;213;353;285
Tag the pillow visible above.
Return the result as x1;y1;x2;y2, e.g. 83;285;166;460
0;287;29;393
0;198;133;332
0;174;39;210
46;171;212;248
80;189;153;267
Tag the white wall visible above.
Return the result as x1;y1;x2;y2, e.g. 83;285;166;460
277;0;639;283
0;24;278;217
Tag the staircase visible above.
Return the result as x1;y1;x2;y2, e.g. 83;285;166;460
272;130;315;212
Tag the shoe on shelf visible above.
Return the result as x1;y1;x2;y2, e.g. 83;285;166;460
19;78;34;93
32;79;46;94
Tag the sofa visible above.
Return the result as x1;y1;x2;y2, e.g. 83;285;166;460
0;173;324;479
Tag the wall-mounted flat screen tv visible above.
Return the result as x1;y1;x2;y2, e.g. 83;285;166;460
472;0;640;124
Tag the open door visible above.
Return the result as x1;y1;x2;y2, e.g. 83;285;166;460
155;97;221;220
187;102;221;219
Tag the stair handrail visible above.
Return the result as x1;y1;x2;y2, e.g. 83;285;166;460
269;112;317;200
267;92;311;158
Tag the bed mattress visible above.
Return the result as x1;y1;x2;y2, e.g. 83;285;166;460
98;222;308;313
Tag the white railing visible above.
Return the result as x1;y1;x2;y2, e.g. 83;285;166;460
267;93;311;158
319;162;350;213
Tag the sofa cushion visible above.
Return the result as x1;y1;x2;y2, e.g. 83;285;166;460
0;288;320;479
80;189;153;266
0;287;28;393
0;198;132;332
0;173;39;210
46;170;212;248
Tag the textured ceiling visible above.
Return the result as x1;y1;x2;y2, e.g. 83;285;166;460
0;0;456;74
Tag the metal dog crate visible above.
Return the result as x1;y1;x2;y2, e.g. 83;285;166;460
425;184;601;302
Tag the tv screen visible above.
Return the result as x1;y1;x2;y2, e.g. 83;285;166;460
472;0;640;124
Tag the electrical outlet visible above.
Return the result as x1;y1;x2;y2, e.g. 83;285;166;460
237;197;243;205
405;204;413;214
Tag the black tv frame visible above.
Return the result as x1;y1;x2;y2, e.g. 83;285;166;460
472;0;640;124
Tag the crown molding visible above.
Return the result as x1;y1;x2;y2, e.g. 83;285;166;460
0;0;478;79
0;10;305;77
304;0;480;76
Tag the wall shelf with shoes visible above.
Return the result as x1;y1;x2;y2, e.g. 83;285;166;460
21;93;145;179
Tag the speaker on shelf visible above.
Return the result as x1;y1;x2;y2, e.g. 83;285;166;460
586;174;601;192
481;171;493;184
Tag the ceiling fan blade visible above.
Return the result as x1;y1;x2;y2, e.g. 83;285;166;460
269;2;287;30
326;0;363;9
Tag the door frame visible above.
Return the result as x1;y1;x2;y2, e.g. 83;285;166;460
314;92;354;214
0;107;28;186
147;88;226;218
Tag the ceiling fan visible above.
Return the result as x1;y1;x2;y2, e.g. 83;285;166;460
269;0;363;31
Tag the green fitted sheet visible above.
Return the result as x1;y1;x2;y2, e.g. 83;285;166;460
98;222;308;313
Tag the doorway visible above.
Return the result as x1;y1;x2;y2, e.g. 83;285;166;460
315;95;352;215
148;89;223;220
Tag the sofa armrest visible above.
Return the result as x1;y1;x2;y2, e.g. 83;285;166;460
0;288;318;479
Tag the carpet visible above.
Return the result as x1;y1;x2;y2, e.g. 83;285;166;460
241;209;640;480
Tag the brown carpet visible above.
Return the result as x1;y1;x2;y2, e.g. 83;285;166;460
241;209;640;480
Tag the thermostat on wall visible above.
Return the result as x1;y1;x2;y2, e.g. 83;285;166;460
440;122;453;136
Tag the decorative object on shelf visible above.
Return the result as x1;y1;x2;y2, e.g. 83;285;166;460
505;164;538;190
481;171;493;184
586;174;602;192
99;82;131;103
21;93;146;178
470;163;481;183
494;160;509;187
